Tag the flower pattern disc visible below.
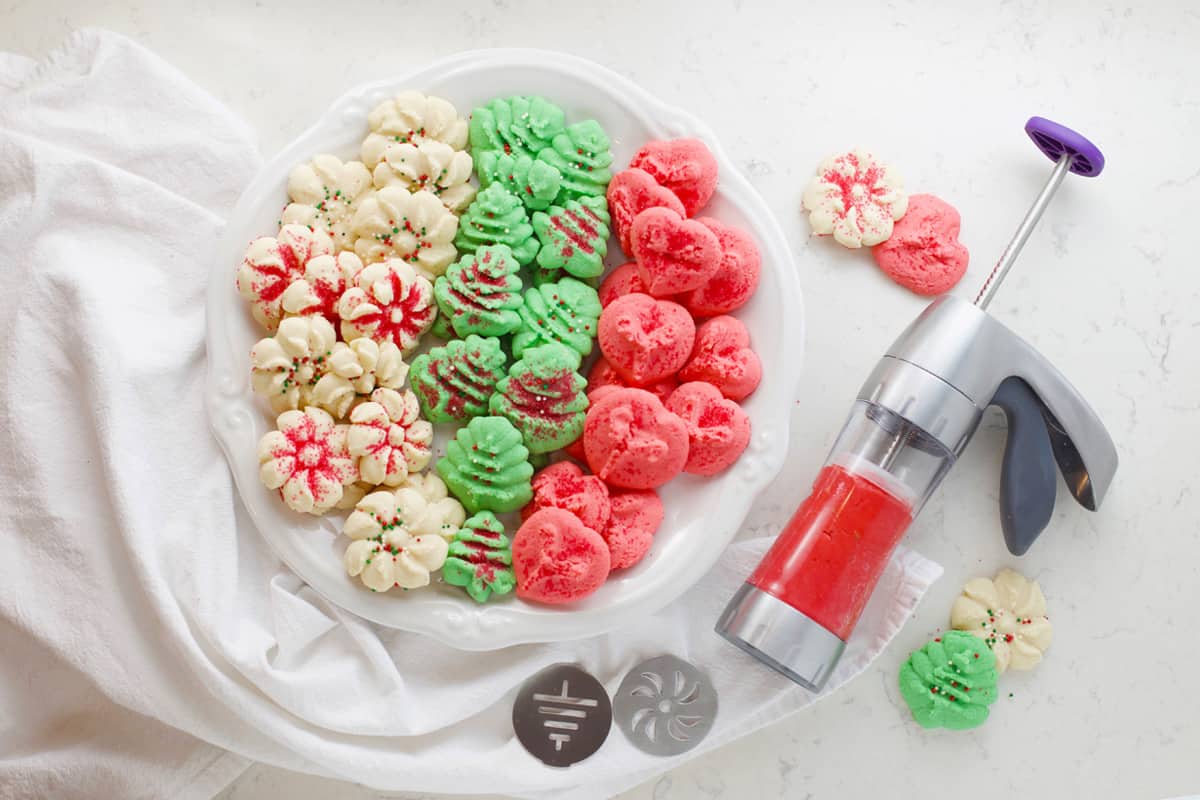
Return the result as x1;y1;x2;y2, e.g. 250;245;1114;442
613;654;718;756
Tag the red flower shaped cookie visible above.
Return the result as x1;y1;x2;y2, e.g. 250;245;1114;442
603;489;664;570
680;315;762;401
338;259;436;353
681;218;761;317
598;293;696;386
666;381;751;476
523;461;612;533
629;139;719;217
872;194;969;296
513;508;611;604
584;387;690;490
237;224;334;331
607;168;686;256
257;406;358;514
630;207;722;296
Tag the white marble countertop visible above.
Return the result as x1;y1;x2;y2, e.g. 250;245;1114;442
6;1;1197;797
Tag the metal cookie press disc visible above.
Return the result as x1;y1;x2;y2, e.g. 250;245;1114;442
613;655;718;756
512;663;612;767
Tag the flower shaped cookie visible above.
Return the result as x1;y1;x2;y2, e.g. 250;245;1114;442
279;251;363;325
372;141;476;213
950;568;1053;673
802;149;908;248
394;472;467;539
351;187;459;278
281;154;373;252
250;315;338;413
257;406;357;514
236;224;333;330
347;388;433;486
342;488;451;592
337;259;437;352
312;338;408;419
360;90;469;170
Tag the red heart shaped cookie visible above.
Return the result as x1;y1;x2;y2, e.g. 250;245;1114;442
607;169;686;256
631;207;722;296
513;508;611;604
587;356;678;405
629;138;719;217
679;315;762;401
598;292;696;386
681;218;762;317
523;461;612;532
597;262;650;308
584;387;690;489
872;194;969;296
666;381;751;476
603;488;664;569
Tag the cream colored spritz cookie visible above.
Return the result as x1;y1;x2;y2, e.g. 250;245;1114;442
950;568;1053;673
372;141;476;213
237;224;333;331
351;187;458;277
281;155;373;252
347;388;433;487
360;90;469;170
337;258;437;352
395;472;468;540
342;485;462;591
312;338;408;419
257;406;358;515
250;315;337;413
279;250;363;323
802;148;908;248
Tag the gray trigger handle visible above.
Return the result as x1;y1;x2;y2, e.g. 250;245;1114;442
990;377;1057;555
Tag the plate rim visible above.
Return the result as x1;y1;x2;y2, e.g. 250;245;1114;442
205;47;806;649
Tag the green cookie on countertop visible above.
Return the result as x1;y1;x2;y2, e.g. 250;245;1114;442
532;195;610;280
469;95;566;162
433;244;524;338
512;276;602;359
536;119;613;202
441;511;515;604
476;151;562;212
454;184;539;265
409;335;507;423
437;416;534;514
490;343;588;454
899;630;999;730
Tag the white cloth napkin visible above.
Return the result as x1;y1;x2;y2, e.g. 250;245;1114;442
0;30;944;800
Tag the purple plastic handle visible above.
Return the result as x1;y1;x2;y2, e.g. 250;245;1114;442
1024;116;1105;177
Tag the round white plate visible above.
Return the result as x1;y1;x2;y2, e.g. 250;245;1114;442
206;49;804;650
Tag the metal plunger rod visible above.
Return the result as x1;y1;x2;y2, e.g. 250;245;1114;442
975;153;1072;309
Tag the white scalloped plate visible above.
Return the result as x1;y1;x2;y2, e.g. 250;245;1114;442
206;49;804;650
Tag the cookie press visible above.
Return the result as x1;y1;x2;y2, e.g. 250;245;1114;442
716;117;1118;691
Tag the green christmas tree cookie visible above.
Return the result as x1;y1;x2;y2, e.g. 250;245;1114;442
490;344;588;454
409;335;507;423
454;184;539;266
437;416;534;513
512;276;602;359
469;95;566;161
898;631;999;731
476;151;562;212
536;120;614;202
441;511;515;603
531;195;610;279
433;244;524;338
